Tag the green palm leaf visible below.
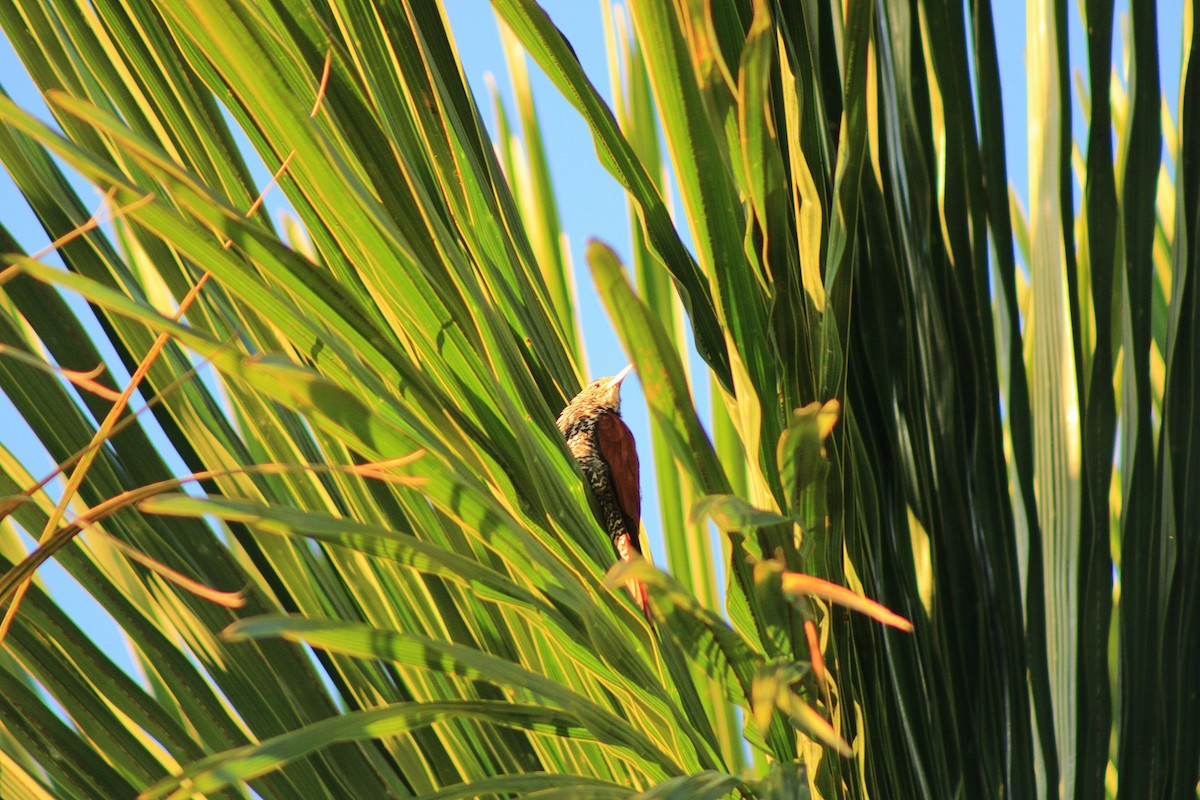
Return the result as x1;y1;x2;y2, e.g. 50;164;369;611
1;0;1194;798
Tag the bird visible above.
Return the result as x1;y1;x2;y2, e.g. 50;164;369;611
556;364;651;621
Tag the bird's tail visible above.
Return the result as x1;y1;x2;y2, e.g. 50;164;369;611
629;577;652;623
614;532;653;623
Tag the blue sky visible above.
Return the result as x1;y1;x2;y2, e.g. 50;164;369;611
0;1;1186;683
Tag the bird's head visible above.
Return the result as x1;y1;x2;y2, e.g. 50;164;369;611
567;363;634;415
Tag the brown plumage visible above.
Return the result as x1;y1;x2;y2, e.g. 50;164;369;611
556;364;650;620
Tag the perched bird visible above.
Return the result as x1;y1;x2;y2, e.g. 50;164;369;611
556;364;650;620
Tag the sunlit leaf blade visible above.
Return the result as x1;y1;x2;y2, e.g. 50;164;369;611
690;495;794;531
488;0;731;387
586;240;729;498
1026;1;1083;794
631;770;743;800
413;773;628;799
140;700;659;800
223;616;680;772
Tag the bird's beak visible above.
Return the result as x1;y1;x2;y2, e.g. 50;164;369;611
607;363;634;390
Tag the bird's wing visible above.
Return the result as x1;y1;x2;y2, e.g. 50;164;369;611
596;413;641;547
